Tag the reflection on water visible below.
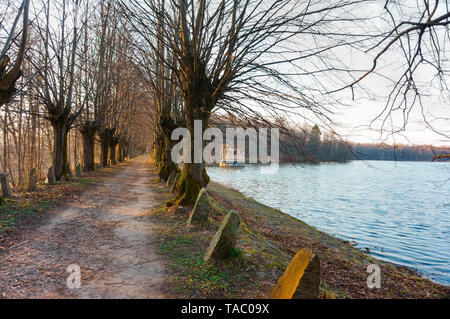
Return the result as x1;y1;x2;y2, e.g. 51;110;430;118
207;161;450;285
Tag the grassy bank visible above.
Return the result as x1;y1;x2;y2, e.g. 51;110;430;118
153;180;449;299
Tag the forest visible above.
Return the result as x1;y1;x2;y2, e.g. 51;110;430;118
1;0;449;204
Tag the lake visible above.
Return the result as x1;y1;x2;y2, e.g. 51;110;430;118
207;161;450;285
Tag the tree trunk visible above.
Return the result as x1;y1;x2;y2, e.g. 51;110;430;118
124;143;129;160
118;142;125;162
30;96;37;177
2;105;7;173
109;140;118;165
157;118;180;182
100;129;112;167
158;144;178;181
51;119;69;180
153;128;165;167
80;124;96;171
174;105;210;206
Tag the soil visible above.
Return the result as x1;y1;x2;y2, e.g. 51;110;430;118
0;156;172;299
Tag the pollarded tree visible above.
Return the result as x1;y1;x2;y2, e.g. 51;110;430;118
125;0;184;181
96;15;140;167
30;0;83;180
0;0;30;107
122;0;370;205
77;0;113;171
0;0;29;203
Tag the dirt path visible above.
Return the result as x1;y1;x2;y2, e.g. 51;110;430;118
0;156;172;299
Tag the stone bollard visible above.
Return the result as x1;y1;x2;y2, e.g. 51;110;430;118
75;163;82;177
187;188;211;225
47;166;56;185
66;163;73;179
269;248;320;299
204;210;240;262
0;173;12;198
28;168;37;191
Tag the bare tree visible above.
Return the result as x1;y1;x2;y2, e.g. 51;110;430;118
127;0;184;182
122;0;370;204
96;8;140;167
30;0;83;180
77;0;112;171
0;0;30;106
335;0;450;140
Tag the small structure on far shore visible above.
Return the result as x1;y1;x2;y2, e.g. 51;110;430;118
47;166;56;185
219;144;245;167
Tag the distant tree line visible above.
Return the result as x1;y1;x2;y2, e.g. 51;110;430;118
350;144;450;162
211;115;351;164
279;124;352;163
212;115;448;163
281;131;449;163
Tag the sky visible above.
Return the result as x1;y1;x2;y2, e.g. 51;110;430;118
2;0;449;147
301;1;450;147
331;99;449;147
223;0;449;147
330;45;449;147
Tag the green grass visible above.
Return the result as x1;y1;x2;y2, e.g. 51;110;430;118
159;235;231;296
229;248;243;259
158;228;251;298
0;199;53;231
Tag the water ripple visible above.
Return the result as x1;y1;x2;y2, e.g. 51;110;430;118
208;161;450;285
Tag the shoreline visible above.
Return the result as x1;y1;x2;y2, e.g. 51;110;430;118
212;182;449;287
207;182;450;297
155;176;449;298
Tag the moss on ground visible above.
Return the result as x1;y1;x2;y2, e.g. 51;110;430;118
0;199;53;231
152;211;257;298
70;178;97;186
